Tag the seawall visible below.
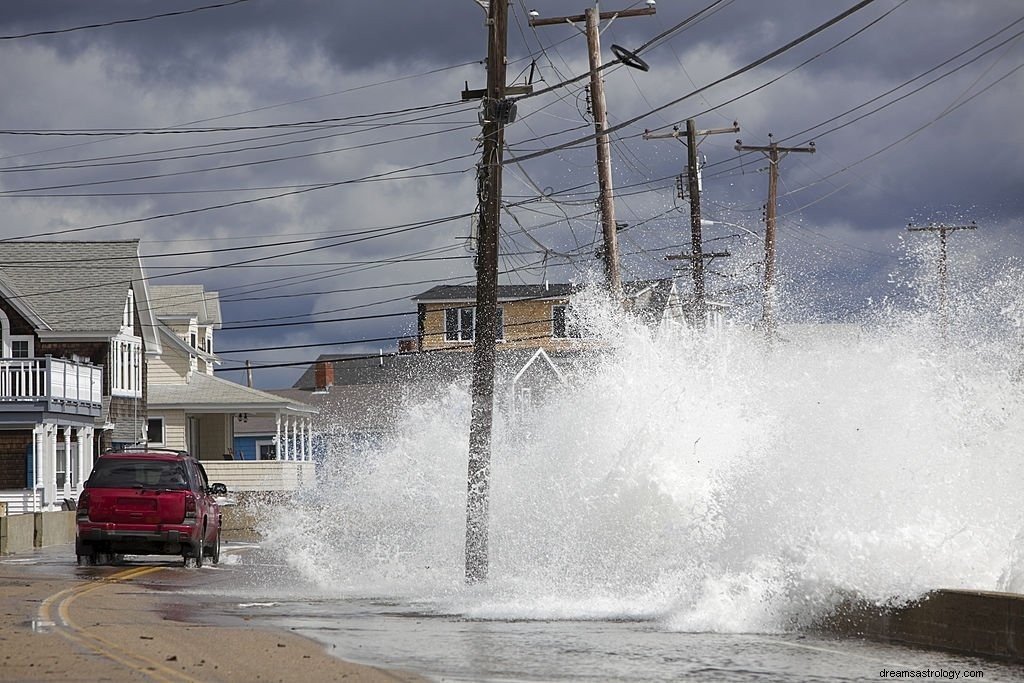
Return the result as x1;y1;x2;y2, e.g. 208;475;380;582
820;589;1024;662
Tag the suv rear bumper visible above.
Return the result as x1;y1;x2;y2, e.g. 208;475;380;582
77;523;200;555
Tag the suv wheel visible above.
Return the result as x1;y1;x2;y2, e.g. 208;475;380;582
206;528;221;565
183;542;204;568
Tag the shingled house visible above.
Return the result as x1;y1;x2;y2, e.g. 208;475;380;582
0;240;159;513
145;284;317;492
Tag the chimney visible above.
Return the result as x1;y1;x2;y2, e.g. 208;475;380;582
314;360;334;393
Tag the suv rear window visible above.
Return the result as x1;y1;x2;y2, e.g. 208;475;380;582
87;458;190;490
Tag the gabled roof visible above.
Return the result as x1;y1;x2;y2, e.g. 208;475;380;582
149;372;314;415
146;285;222;328
0;240;159;347
155;321;219;363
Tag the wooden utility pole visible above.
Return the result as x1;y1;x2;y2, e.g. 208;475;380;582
906;221;977;338
462;0;511;584
644;119;738;324
734;136;815;337
530;4;655;303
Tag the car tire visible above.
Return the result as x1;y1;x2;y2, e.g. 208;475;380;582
206;528;221;565
184;541;204;568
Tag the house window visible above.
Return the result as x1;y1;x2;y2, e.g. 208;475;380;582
10;336;33;358
257;440;277;461
552;305;582;339
445;307;474;342
444;306;504;342
190;331;197;348
147;418;165;445
110;335;142;397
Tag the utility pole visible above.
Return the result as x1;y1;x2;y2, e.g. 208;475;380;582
906;221;977;339
644;119;738;324
461;0;513;584
734;135;815;338
530;4;655;303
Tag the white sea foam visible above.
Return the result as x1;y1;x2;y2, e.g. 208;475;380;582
262;263;1024;632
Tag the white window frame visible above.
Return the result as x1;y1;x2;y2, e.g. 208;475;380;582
444;306;504;343
147;417;165;446
256;439;277;461
9;335;34;358
110;334;143;397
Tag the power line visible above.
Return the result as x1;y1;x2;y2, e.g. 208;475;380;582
0;0;253;40
0;158;474;241
506;0;879;165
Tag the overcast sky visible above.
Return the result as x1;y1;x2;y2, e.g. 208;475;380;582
1;0;1021;387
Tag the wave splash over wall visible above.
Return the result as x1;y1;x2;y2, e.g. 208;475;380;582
263;273;1024;633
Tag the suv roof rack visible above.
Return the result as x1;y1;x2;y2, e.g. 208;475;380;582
103;446;192;457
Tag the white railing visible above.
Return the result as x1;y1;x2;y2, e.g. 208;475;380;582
0;357;102;408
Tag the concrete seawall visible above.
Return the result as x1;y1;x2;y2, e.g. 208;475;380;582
819;589;1024;662
0;492;280;555
0;511;76;555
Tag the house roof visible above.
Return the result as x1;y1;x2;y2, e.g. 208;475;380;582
412;283;577;302
292;347;589;390
234;385;395;436
0;240;154;339
411;280;676;306
147;285;222;327
149;372;314;415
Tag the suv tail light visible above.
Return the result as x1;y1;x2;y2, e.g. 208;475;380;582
184;493;197;520
76;490;90;519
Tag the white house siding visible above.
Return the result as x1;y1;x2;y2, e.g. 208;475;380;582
147;352;190;384
152;409;187;450
196;413;232;461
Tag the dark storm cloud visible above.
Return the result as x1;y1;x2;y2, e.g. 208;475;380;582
0;0;1021;387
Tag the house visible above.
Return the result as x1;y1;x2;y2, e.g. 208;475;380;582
145;285;317;492
0;240;160;513
409;279;690;353
271;347;570;474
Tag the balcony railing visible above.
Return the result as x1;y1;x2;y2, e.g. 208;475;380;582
0;357;103;416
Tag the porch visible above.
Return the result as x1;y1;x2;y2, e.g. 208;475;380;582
0;358;102;513
0;357;103;416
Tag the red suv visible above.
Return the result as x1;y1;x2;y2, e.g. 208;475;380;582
76;449;226;567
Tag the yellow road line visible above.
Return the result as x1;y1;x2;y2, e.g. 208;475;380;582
41;566;205;683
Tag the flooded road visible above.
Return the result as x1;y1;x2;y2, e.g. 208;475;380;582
5;543;1021;682
189;544;1024;683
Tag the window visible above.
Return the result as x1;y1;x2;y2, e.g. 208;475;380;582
257;440;277;461
147;417;165;445
190;331;197;348
110;335;142;397
444;306;504;342
552;305;582;339
445;307;474;342
10;336;33;358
